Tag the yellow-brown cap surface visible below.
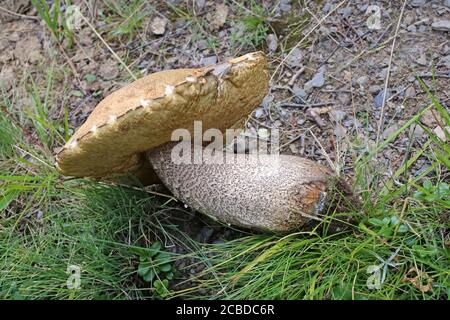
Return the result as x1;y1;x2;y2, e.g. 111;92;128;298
55;52;269;179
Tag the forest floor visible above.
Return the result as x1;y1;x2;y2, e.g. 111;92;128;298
0;0;449;299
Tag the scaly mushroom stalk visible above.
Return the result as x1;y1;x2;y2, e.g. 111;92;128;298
147;141;336;232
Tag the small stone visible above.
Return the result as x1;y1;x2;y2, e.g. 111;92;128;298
383;124;399;139
405;87;416;98
297;118;305;125
0;66;14;91
261;95;272;109
304;67;325;91
421;109;444;128
99;59;120;80
407;24;417;32
374;89;388;108
441;54;450;68
410;0;426;7
279;0;292;12
201;55;217;66
254;107;264;118
289;144;299;154
14;36;42;63
286;48;303;67
330;110;347;122
409;124;424;139
338;7;352;18
431;20;450;32
434;126;448;141
417;53;427;66
195;0;206;12
293;84;307;99
369;84;381;94
266;34;278;53
334;124;347;139
356;75;369;87
444;0;450;8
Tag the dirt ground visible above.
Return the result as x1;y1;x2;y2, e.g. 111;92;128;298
1;0;449;260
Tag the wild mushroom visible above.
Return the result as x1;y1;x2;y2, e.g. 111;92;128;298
56;52;350;233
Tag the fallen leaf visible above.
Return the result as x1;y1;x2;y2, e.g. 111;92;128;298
402;267;433;293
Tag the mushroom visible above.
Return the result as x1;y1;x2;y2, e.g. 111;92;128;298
56;52;350;232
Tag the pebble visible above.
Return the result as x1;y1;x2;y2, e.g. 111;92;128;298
421;109;444;128
330;110;347;122
431;20;450;32
407;24;417;32
338;7;353;18
382;124;399;139
293;84;307;100
196;226;214;242
409;124;424;140
279;0;292;12
369;84;382;94
434;126;448;141
254;107;264;118
201;55;217;66
261;95;272;109
356;75;369;87
286;48;303;67
266;34;278;53
374;89;388;108
405;87;416;98
304;67;325;91
441;54;450;68
411;0;426;7
289;144;299;154
0;66;14;91
445;0;450;8
195;0;206;12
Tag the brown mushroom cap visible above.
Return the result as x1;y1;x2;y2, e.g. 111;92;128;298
56;52;268;181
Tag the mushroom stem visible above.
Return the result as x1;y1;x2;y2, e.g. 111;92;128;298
147;141;348;233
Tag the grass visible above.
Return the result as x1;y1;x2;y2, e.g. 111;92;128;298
32;0;75;48
103;0;154;41
0;69;196;299
172;82;450;300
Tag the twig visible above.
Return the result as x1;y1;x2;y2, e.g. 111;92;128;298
309;129;337;173
375;0;408;147
1;106;46;152
55;40;86;95
277;101;334;108
417;72;450;78
287;67;306;86
306;108;327;129
0;5;39;20
270;0;347;83
80;13;137;80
